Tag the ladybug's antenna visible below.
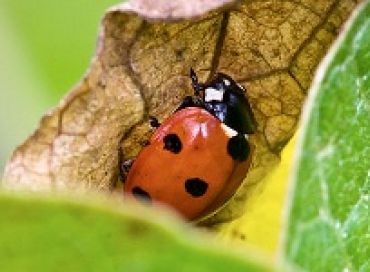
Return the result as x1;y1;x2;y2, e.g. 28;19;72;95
190;68;204;96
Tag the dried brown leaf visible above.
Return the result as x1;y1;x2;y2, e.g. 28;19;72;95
3;0;360;223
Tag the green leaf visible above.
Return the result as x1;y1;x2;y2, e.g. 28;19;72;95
0;193;276;272
0;0;117;173
282;2;370;271
0;0;118;98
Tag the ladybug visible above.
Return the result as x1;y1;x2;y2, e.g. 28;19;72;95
122;69;256;221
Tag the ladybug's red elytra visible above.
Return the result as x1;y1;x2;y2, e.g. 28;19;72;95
122;69;256;221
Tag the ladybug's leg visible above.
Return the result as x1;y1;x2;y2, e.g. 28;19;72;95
176;69;206;112
149;116;161;128
176;95;205;111
190;68;205;98
120;159;135;182
177;96;195;110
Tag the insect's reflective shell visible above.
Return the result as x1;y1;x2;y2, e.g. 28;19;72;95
124;107;253;220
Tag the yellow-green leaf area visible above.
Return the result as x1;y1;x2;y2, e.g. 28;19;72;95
0;194;275;272
283;2;370;271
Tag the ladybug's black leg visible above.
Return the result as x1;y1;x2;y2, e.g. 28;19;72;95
176;69;207;112
190;68;205;98
176;96;195;111
149;116;160;128
176;95;205;111
120;159;135;181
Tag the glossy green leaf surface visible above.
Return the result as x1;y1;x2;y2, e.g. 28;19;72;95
0;194;275;272
283;2;370;271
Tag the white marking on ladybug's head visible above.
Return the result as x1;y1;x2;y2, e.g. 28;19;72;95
205;87;224;102
223;79;231;86
221;123;238;138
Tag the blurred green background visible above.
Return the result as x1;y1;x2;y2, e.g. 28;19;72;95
0;0;118;174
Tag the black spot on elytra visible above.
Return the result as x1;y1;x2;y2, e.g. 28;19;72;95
132;187;151;204
227;134;250;161
185;178;208;197
163;134;182;154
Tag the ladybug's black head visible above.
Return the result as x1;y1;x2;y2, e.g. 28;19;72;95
190;69;256;134
203;73;245;103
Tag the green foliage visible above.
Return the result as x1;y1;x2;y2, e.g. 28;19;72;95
0;194;274;272
283;2;370;271
1;0;118;98
0;1;368;270
0;0;117;172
